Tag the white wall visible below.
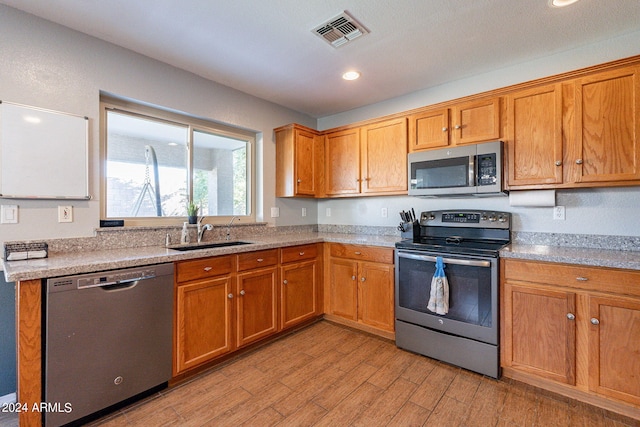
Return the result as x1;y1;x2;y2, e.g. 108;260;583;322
315;30;640;237
0;5;317;247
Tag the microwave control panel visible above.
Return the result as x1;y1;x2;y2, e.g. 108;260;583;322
477;153;497;186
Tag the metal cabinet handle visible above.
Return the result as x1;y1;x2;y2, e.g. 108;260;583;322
299;252;305;256
203;266;213;272
296;179;301;183
442;127;448;132
590;318;600;325
576;277;589;281
454;124;461;129
555;160;562;166
354;251;362;255
360;277;366;282
228;293;234;299
351;275;356;280
240;290;246;296
283;279;288;285
566;313;575;320
256;258;264;262
576;159;583;165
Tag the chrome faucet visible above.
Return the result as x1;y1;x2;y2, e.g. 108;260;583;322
226;216;240;240
197;216;213;243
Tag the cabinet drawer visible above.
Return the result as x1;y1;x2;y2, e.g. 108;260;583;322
329;243;393;264
503;259;640;297
176;256;233;283
237;249;278;271
281;244;318;264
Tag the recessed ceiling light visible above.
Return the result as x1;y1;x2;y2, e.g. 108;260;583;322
548;0;580;7
342;71;361;81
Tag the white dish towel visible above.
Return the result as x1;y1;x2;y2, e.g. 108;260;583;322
427;256;449;315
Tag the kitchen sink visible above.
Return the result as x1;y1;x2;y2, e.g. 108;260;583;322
169;241;251;251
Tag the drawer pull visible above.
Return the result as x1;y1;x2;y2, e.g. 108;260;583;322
354;251;362;255
257;258;264;262
203;267;213;272
576;277;589;281
566;313;575;320
299;252;305;256
590;318;600;325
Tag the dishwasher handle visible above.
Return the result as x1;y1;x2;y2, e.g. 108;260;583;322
77;274;155;290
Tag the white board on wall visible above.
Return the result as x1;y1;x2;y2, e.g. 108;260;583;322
0;101;90;200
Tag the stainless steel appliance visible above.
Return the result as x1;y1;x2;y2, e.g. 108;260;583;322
45;263;174;427
408;141;505;197
395;210;510;378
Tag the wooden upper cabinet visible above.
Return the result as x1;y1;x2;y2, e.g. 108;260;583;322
408;108;450;151
275;124;322;197
451;97;501;145
324;128;361;196
572;65;640;183
360;117;408;194
506;84;564;187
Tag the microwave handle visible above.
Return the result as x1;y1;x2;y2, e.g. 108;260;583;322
398;251;491;268
469;154;476;187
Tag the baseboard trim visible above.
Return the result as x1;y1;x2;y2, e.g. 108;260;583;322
0;392;16;405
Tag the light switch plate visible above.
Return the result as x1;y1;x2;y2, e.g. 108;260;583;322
1;205;18;224
58;205;73;223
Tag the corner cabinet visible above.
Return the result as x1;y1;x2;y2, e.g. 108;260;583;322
501;259;640;417
326;243;395;337
275;124;323;197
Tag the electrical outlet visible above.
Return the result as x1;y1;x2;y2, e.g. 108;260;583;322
301;207;307;217
58;206;73;223
381;208;388;218
553;205;565;220
326;207;332;217
270;207;280;218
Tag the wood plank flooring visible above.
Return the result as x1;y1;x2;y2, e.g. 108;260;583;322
79;321;636;427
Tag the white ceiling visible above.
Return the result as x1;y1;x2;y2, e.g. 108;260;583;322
2;0;640;118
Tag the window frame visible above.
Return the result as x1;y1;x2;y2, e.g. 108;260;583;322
99;95;256;226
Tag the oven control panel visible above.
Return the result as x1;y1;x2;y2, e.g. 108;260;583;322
420;210;510;229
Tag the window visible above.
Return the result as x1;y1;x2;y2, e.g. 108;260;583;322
101;96;255;224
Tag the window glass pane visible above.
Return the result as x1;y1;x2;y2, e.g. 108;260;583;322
106;111;188;217
193;129;248;216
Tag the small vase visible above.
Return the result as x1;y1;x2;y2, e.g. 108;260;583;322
188;215;197;224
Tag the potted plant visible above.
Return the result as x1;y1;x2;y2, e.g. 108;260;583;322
186;201;199;224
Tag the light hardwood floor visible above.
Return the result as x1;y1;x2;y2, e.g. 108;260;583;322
76;321;636;427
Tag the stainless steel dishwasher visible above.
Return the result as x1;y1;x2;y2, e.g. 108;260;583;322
45;263;174;427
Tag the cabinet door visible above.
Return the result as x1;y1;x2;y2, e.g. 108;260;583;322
573;66;640;183
506;84;563;186
357;261;394;332
451;98;501;145
408;108;450;152
360;118;408;194
588;295;640;406
281;260;317;329
325;128;361;195
328;258;358;321
294;128;320;196
503;283;576;385
175;276;233;373
236;267;278;347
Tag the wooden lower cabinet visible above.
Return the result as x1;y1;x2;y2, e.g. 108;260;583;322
280;244;321;329
327;243;394;335
236;266;278;347
501;258;640;417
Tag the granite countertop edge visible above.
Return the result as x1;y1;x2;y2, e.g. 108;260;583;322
500;243;640;271
2;233;401;282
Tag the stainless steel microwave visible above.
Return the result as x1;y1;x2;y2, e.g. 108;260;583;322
408;141;505;197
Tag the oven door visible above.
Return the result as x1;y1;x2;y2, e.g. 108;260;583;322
395;249;498;345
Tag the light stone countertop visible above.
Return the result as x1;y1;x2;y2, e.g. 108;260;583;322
500;243;640;271
3;232;401;282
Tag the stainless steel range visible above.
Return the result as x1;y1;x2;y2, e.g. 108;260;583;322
395;210;510;378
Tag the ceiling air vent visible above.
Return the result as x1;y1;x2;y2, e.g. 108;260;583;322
312;11;369;48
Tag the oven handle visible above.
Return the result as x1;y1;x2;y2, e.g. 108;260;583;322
398;251;491;268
